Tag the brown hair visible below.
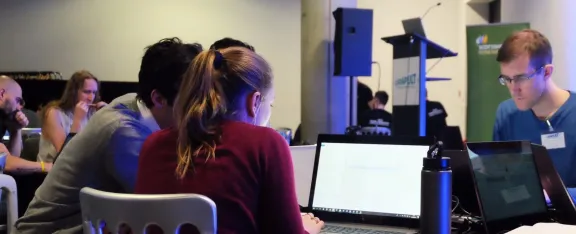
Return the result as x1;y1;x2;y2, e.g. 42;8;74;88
496;29;553;67
41;70;101;121
173;47;272;179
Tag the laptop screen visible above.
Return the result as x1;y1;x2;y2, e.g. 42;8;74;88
290;145;317;207
467;143;548;222
311;142;428;219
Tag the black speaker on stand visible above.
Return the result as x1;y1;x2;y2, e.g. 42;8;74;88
333;7;374;127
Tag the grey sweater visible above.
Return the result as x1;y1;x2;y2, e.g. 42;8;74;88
14;93;160;234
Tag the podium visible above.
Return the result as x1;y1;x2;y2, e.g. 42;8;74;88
381;33;457;137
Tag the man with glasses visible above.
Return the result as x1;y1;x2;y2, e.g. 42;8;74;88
493;29;576;197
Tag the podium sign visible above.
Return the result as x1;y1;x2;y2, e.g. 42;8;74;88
392;57;421;106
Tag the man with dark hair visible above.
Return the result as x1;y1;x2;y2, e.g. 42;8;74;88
492;29;576;197
360;91;392;128
14;38;203;234
210;37;255;51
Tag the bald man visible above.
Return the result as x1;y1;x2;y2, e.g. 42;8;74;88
0;76;28;155
0;76;51;174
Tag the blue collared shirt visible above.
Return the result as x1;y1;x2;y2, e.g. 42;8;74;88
493;92;576;200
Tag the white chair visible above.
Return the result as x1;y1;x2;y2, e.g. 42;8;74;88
0;174;18;234
79;187;217;234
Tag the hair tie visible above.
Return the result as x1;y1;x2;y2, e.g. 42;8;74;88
213;50;225;70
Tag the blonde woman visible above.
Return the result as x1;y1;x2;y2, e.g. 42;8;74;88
136;47;324;234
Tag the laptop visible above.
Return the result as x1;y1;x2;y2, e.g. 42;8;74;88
531;143;576;224
3;128;42;140
437;126;464;150
290;145;317;208
309;134;432;234
443;150;481;216
466;141;551;234
21;128;42;135
401;18;427;38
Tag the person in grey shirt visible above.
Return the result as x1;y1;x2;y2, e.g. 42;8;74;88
14;38;203;234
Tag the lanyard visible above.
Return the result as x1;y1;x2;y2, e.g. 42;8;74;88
546;119;554;132
541;107;559;132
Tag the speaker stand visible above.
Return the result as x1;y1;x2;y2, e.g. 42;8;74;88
349;76;358;127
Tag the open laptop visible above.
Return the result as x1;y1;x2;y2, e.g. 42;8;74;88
290;145;317;208
443;149;481;216
401;18;426;38
3;128;42;141
531;143;576;224
309;134;432;234
437;126;464;150
466;141;551;233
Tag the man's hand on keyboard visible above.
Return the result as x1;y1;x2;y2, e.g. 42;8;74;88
302;213;325;234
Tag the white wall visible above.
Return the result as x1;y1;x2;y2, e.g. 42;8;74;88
501;0;576;91
357;0;469;135
0;0;301;130
466;1;490;25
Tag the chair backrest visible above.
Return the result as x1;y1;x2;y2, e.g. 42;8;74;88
79;187;217;234
21;109;41;128
0;174;18;234
20;135;40;162
275;127;292;145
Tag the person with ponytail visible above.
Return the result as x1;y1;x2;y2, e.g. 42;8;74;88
135;47;324;234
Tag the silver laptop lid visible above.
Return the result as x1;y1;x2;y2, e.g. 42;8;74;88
290;145;317;207
402;18;426;38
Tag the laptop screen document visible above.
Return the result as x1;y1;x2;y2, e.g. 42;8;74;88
311;142;428;219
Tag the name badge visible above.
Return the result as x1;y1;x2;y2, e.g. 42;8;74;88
541;132;566;150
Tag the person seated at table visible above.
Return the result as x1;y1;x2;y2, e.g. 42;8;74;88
0;75;29;156
0;76;50;174
14;38;202;234
135;47;324;234
37;70;107;163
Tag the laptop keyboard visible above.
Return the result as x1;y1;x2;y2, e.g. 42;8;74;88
321;224;407;234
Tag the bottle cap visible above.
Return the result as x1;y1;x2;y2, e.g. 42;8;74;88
423;157;451;170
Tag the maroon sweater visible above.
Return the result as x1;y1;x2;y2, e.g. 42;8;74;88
135;121;306;234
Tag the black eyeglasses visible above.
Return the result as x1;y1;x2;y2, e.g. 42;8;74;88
498;66;545;85
16;97;25;107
